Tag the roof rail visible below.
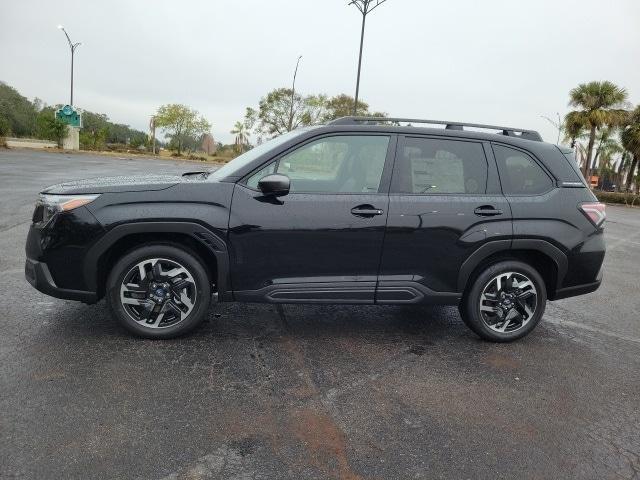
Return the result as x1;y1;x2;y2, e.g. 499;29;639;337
327;116;543;142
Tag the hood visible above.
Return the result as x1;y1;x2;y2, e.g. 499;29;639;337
41;172;209;195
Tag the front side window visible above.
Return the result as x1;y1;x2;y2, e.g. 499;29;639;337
391;137;488;194
493;145;553;195
246;135;390;193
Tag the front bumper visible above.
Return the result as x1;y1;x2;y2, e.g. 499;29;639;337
25;258;97;303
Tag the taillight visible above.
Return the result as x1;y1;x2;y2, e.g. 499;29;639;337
579;202;606;227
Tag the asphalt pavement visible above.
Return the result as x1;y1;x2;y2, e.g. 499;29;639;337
1;149;639;479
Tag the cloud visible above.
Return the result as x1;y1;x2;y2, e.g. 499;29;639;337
2;0;639;144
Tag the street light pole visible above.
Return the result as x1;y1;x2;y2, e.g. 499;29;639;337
57;25;81;106
288;55;302;132
348;0;386;115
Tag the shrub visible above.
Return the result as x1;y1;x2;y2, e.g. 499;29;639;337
594;190;640;206
80;127;108;151
104;143;137;153
36;116;67;147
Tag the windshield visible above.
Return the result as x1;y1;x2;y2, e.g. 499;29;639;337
208;128;313;180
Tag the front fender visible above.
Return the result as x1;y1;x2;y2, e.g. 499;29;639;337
83;221;230;298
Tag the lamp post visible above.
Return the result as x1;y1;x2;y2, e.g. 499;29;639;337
57;25;81;106
288;55;302;131
348;0;386;115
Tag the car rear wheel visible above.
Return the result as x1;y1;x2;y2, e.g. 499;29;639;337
106;244;211;339
460;260;546;342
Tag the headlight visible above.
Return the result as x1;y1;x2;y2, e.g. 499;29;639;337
33;194;100;225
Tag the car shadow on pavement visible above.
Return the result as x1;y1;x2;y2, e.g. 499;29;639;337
46;300;478;348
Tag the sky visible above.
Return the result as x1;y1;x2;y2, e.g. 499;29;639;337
1;0;639;144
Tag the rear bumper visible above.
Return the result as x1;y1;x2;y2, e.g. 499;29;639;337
551;268;602;301
25;258;97;303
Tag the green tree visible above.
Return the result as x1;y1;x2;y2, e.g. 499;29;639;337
244;89;386;138
0;82;38;137
565;81;628;180
244;88;328;138
35;110;67;147
322;94;386;121
621;106;640;192
155;104;211;155
0;115;10;138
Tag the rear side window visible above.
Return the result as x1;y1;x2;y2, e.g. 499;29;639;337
391;137;487;194
493;145;553;195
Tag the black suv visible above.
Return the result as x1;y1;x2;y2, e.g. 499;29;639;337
25;117;606;342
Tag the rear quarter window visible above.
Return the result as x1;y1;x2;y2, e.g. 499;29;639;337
492;144;553;195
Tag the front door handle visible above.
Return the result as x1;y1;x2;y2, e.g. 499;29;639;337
351;204;384;217
474;205;503;217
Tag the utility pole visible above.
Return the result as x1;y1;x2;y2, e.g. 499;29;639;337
149;116;157;155
288;55;302;131
57;25;81;106
348;0;387;115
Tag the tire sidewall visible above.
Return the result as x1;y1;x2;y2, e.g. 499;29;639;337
462;260;547;342
107;244;211;339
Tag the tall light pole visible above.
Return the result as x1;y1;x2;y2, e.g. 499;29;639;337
57;25;81;106
348;0;386;115
288;55;302;131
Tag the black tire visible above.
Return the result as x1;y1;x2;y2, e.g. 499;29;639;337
106;244;211;339
460;260;546;342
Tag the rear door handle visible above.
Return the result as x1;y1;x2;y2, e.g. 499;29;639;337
351;204;384;217
474;205;503;217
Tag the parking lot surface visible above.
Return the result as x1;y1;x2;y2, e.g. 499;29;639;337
1;149;639;479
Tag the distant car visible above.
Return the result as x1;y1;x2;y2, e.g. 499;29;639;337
25;117;606;342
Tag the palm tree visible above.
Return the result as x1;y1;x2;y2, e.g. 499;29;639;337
566;81;628;181
231;121;249;153
621;106;640;192
563;113;589;170
592;128;623;189
564;111;587;148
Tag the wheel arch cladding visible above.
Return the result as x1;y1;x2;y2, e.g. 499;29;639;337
458;241;565;298
84;222;229;300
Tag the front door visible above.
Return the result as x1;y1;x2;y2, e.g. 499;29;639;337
378;135;512;303
229;133;396;303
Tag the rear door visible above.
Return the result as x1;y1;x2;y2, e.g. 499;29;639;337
377;135;512;303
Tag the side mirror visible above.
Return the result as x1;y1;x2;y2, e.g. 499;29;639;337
258;173;290;197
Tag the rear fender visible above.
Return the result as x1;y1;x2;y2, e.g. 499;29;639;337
457;239;567;292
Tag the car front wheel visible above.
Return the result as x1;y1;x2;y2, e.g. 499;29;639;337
460;260;546;342
106;244;211;339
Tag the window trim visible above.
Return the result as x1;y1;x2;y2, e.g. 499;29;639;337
490;142;556;197
388;135;490;196
240;132;397;196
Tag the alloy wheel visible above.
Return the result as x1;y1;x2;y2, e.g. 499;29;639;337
479;271;537;333
119;258;197;329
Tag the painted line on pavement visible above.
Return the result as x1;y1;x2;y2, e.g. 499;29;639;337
545;314;640;345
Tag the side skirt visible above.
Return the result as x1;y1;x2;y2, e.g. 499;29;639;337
233;281;461;305
376;280;461;305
